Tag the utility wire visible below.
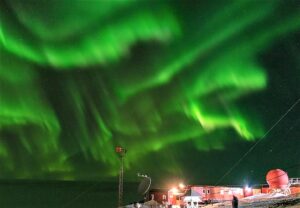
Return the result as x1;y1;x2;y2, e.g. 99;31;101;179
215;98;300;185
62;183;98;208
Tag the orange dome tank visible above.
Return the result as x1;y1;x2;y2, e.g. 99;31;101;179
266;169;289;189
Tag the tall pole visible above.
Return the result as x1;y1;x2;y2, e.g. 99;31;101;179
118;154;124;207
116;146;126;208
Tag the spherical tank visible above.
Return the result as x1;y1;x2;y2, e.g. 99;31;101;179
266;169;289;189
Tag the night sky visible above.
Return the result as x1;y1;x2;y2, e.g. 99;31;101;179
0;0;299;187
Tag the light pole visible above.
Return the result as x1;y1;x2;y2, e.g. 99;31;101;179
116;146;126;208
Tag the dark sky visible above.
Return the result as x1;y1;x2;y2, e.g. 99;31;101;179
0;0;299;187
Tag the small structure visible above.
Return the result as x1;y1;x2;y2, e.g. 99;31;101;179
167;185;245;206
266;169;290;195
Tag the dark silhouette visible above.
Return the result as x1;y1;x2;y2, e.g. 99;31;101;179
232;195;238;208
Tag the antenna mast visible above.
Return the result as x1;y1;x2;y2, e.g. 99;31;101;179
116;146;126;208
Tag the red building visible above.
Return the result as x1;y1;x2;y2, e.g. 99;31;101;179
149;170;300;207
167;185;246;205
148;188;169;205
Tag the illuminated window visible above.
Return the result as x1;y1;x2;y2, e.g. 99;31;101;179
220;190;224;195
162;195;166;200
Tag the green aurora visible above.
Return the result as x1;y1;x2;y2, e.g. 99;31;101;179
0;0;299;183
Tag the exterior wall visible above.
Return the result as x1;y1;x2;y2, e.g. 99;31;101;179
261;185;300;194
261;187;269;193
168;190;177;205
291;186;300;194
149;189;168;204
252;188;262;195
189;186;244;202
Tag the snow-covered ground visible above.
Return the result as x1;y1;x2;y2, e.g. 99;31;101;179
201;194;300;208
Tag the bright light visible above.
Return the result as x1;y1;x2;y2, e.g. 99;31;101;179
245;185;252;192
170;187;179;194
179;183;185;189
